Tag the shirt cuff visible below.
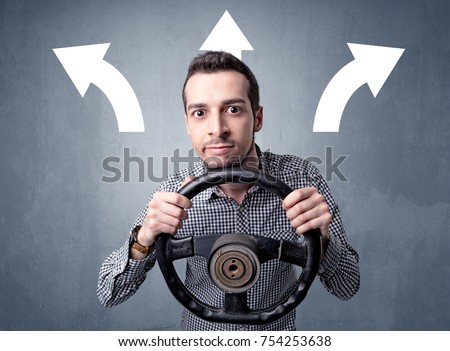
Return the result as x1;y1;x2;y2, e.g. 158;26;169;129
112;237;154;280
318;233;343;279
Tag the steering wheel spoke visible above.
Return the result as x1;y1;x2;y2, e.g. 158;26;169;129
166;236;194;260
278;239;308;267
224;292;249;314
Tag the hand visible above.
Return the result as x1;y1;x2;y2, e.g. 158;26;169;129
282;187;332;250
136;177;194;247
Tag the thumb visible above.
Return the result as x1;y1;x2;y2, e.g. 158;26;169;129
179;175;195;190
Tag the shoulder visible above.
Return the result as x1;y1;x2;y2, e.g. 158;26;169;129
262;149;335;203
261;149;325;190
263;149;320;177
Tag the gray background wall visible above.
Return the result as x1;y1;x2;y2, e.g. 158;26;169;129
1;0;449;330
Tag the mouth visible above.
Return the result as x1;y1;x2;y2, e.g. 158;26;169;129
204;145;234;155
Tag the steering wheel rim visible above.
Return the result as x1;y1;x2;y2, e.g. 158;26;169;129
155;167;321;325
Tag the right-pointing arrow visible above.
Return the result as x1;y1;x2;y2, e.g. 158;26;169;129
313;43;405;132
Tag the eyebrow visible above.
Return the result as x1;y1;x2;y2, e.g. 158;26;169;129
187;103;207;111
223;98;246;106
187;98;246;112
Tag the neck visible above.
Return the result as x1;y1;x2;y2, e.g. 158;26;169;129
218;144;260;205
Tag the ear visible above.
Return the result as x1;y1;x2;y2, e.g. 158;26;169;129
254;106;263;132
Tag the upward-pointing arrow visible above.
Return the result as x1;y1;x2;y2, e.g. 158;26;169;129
200;10;253;60
53;43;145;132
313;43;405;132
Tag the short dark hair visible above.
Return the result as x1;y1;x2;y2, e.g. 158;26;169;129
182;51;260;115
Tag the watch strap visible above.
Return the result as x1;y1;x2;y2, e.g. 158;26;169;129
131;225;155;255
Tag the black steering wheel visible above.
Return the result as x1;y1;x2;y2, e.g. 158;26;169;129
155;167;321;325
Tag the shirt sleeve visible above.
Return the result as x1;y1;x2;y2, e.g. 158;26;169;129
96;174;186;308
96;235;157;307
313;167;360;300
96;192;157;307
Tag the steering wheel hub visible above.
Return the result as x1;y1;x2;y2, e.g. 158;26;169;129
209;234;261;293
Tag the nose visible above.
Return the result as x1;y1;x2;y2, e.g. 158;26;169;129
208;110;229;137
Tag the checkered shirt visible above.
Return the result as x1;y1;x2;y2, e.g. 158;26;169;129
97;145;360;330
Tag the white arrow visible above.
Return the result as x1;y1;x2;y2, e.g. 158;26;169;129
53;43;145;132
313;43;405;132
200;10;253;60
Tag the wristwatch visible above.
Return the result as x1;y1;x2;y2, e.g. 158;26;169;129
131;225;155;256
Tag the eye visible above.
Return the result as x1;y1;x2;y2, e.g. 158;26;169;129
193;110;205;118
226;106;241;114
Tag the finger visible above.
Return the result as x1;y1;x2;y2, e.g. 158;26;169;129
289;206;322;229
155;191;192;209
285;196;316;220
150;211;185;229
294;217;323;235
282;187;316;209
294;212;332;236
150;200;189;221
290;203;329;228
285;192;325;220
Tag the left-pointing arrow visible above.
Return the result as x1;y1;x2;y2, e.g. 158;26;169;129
53;43;145;132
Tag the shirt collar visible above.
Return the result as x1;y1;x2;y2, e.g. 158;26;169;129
191;143;269;202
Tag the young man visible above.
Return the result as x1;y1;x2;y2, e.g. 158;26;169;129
97;51;360;330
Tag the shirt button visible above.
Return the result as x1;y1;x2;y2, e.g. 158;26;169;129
238;326;247;331
239;206;245;213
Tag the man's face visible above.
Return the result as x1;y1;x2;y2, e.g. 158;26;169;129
184;70;263;169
